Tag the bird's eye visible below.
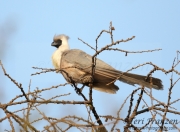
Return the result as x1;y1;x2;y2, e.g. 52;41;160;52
56;39;62;43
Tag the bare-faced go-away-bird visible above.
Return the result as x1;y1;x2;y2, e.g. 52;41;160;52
51;34;163;94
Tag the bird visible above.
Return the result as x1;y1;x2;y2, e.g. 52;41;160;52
51;34;163;94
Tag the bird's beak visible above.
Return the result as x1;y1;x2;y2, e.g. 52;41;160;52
51;41;60;48
51;39;62;48
51;42;58;47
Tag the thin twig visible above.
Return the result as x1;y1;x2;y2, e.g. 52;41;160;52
0;60;29;102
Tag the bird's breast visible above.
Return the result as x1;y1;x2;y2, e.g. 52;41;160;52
52;50;62;69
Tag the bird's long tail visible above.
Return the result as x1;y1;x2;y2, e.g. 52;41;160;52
119;72;163;90
96;68;163;90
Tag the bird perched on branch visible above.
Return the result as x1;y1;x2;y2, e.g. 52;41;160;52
51;34;163;94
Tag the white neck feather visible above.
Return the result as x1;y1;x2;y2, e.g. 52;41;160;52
52;38;70;69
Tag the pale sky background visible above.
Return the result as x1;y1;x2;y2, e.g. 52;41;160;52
0;1;180;131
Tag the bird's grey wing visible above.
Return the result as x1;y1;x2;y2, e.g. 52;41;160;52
61;49;114;69
61;50;135;85
60;49;118;83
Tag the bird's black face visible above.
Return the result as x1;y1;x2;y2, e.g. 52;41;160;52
51;39;62;48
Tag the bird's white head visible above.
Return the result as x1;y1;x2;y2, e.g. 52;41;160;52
51;34;70;52
51;34;70;69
